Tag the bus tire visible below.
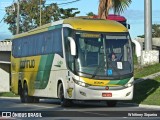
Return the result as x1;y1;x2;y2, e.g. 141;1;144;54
22;83;34;103
58;83;72;107
19;83;25;103
106;100;117;107
33;97;39;103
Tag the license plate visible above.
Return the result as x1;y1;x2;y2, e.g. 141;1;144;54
102;93;112;97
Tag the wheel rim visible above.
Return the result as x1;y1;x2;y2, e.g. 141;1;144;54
58;83;65;105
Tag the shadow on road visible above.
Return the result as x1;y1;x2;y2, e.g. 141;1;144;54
39;99;138;109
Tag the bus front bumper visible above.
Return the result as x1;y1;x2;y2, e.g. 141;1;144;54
73;84;133;100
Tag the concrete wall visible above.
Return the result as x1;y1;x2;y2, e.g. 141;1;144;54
0;64;10;92
0;41;12;51
134;38;160;66
141;50;159;66
0;40;11;92
135;38;160;49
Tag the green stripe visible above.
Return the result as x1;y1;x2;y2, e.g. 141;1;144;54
108;78;131;86
35;54;54;89
117;78;131;85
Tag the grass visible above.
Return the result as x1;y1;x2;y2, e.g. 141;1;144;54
134;63;160;78
131;76;160;105
128;62;160;105
133;54;138;66
0;92;19;97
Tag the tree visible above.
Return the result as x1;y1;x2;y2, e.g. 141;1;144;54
86;12;96;16
138;24;160;38
152;24;160;37
98;0;132;19
4;0;80;35
60;8;80;19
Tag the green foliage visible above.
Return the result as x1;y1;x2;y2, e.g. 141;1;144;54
132;77;160;105
4;0;80;35
86;12;96;16
134;63;160;78
152;24;160;37
127;64;160;105
137;35;144;38
98;0;132;19
60;8;80;19
112;0;132;14
138;24;160;38
0;92;18;97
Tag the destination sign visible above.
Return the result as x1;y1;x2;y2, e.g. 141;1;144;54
80;33;100;38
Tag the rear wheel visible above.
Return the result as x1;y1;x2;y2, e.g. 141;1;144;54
58;83;72;107
33;97;39;103
106;100;117;107
19;83;25;103
21;83;34;103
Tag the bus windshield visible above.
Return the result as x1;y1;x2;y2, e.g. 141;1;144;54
74;32;133;79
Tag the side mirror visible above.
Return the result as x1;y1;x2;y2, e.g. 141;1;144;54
67;37;77;56
127;24;130;29
131;39;142;57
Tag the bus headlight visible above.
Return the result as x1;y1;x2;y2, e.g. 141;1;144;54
124;82;133;88
73;78;90;87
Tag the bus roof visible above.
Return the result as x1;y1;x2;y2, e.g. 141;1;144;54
13;18;128;39
64;18;128;32
13;23;52;39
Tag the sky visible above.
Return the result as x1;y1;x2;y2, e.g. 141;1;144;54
0;0;160;40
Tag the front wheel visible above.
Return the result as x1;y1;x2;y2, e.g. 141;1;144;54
106;100;117;107
58;83;72;107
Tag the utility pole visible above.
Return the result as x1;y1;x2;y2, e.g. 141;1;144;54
16;0;20;34
144;0;152;50
140;0;159;66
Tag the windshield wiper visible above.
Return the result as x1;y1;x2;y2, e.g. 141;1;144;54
90;60;104;79
90;60;122;79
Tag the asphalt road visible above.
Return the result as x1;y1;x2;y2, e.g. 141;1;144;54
0;97;160;120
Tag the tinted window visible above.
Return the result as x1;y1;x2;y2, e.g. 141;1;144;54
12;28;63;57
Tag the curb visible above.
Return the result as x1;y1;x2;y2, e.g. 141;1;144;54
119;102;160;109
139;104;160;109
134;72;160;84
0;97;19;99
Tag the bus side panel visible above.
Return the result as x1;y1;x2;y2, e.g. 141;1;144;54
34;54;54;90
33;54;67;98
11;56;41;95
11;53;67;98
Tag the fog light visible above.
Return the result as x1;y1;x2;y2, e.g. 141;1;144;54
126;92;131;96
80;91;86;96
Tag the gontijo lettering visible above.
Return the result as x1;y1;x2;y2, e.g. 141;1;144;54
20;59;35;69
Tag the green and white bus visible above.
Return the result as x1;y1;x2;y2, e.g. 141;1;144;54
11;18;134;107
